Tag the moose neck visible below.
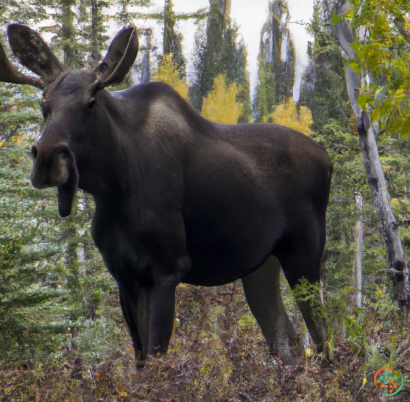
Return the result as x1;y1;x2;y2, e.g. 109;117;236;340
75;89;139;203
75;82;215;214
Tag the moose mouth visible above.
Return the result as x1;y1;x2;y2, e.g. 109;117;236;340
30;143;79;217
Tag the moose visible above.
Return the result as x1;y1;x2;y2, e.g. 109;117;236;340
0;24;333;365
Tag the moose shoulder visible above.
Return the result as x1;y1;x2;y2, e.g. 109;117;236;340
1;24;333;365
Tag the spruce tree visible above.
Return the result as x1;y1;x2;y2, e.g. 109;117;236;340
163;0;186;77
0;0;121;363
254;0;296;122
192;0;251;122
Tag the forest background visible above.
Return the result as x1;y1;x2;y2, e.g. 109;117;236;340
1;0;410;400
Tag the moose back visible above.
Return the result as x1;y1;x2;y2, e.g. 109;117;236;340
0;24;332;364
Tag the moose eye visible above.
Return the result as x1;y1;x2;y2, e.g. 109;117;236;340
88;98;96;109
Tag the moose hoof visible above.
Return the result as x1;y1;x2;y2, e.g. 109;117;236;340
319;348;332;369
270;346;300;366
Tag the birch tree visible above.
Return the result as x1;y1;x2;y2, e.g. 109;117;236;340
334;1;409;309
353;192;363;308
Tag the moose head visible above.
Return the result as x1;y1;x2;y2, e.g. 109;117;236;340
0;24;139;217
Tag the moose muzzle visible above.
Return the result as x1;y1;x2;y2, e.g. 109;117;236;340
30;142;78;217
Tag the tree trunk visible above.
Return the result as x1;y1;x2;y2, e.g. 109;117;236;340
163;0;185;77
335;1;409;309
61;0;76;68
120;0;129;26
140;30;151;84
353;192;363;308
91;0;102;64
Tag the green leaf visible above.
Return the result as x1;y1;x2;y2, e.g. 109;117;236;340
356;94;368;110
374;86;389;106
379;99;394;119
331;11;343;25
401;116;410;138
345;58;362;73
371;103;381;121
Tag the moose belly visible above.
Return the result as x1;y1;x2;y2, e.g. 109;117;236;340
181;145;286;286
182;201;283;287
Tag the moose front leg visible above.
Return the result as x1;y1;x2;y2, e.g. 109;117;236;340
119;255;191;365
146;255;192;355
146;282;177;355
119;285;148;362
119;281;178;363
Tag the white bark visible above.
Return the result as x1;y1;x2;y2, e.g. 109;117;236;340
354;192;363;308
335;1;409;308
141;33;151;84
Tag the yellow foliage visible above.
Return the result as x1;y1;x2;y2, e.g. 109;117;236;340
305;346;314;357
0;134;24;147
11;134;24;145
268;98;313;136
151;54;189;101
201;74;243;124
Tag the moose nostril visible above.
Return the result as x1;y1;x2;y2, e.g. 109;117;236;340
30;145;38;160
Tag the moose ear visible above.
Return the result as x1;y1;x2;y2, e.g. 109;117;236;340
95;26;139;88
7;24;63;84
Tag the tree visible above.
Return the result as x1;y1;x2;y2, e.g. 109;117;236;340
0;0;124;363
298;1;377;341
163;0;185;77
119;0;205;85
60;0;77;67
0;136;69;360
201;74;243;124
334;0;410;138
151;53;189;101
117;0;153;25
78;0;107;66
299;0;351;131
254;53;276;123
353;192;363;308
192;0;251;122
269;98;313;135
254;0;296;122
334;1;410;308
139;29;153;83
192;0;232;106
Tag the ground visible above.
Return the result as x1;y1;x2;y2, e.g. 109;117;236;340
1;281;409;401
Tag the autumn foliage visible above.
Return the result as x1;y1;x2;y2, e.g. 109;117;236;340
268;98;313;136
201;74;243;124
151;53;189;101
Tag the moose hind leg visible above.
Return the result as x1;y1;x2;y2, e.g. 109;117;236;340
242;256;301;363
277;229;329;360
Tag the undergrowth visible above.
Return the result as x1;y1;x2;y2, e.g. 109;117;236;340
1;278;409;401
